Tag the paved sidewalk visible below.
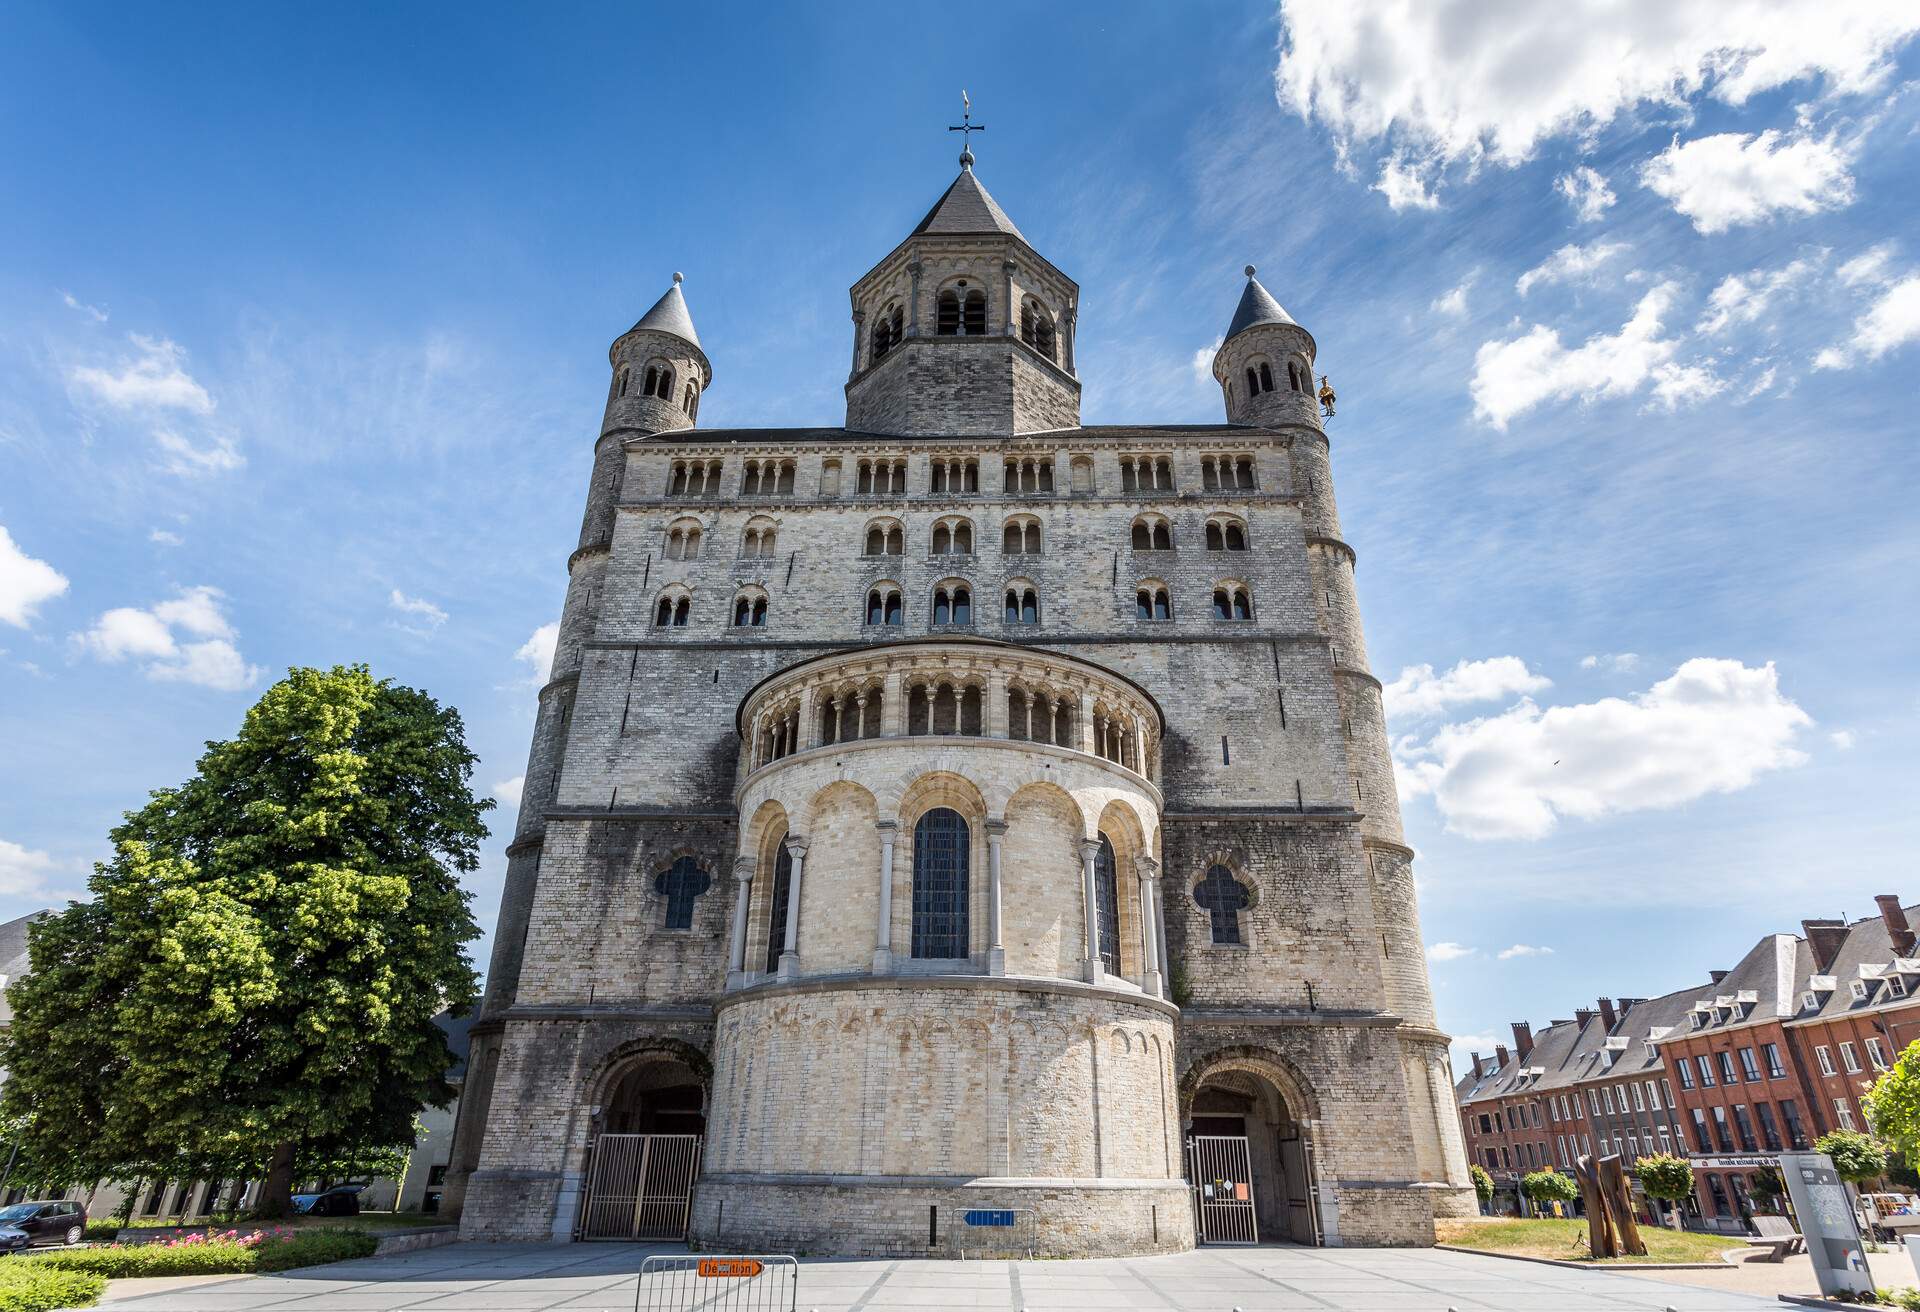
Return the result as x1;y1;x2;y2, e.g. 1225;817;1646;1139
91;1240;1791;1311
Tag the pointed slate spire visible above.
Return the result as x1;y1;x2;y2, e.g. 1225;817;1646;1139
1225;265;1295;341
629;272;702;350
909;167;1027;241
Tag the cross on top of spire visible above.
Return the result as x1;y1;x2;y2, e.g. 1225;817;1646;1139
947;89;985;169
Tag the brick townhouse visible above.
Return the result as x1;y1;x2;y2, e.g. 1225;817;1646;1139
1457;896;1920;1232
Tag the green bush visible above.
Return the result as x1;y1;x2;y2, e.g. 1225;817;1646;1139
26;1226;379;1279
1635;1153;1696;1203
1470;1163;1495;1203
0;1263;107;1312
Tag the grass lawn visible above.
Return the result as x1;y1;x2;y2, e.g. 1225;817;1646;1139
1436;1217;1750;1264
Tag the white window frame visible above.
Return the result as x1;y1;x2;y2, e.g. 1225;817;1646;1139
1632;1084;1646;1112
1869;1037;1890;1070
1646;1079;1661;1111
1841;1042;1862;1074
1816;1045;1837;1076
1836;1098;1856;1131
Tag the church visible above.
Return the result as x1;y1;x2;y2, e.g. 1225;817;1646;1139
443;140;1474;1255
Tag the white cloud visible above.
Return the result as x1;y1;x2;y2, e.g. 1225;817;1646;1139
1385;656;1551;721
1473;282;1722;428
1427;941;1476;961
1640;130;1854;234
1394;657;1813;840
1498;944;1555;959
1697;254;1827;334
149;529;184;547
1839;243;1898;287
60;291;108;323
1745;364;1779;398
1450;1032;1502;1069
1372;155;1440;211
1190;336;1223;387
389;589;448;632
516;621;559;686
0;839;79;898
151;427;244;476
75;585;261;692
1277;0;1920;167
494;775;525;810
0;526;70;628
1580;653;1641;673
1431;279;1472;318
69;334;214;414
1515;240;1629;296
1829;729;1857;750
1815;276;1920;369
1555;167;1616;222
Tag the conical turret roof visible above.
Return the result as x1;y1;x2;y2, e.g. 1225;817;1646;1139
910;165;1026;241
1225;267;1295;341
628;274;701;349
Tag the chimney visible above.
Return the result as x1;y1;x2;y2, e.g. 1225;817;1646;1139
1708;970;1729;984
1574;1007;1596;1029
1878;895;1916;957
1512;1021;1535;1059
1805;918;1849;972
1470;1051;1484;1077
1597;997;1617;1031
1495;1043;1512;1068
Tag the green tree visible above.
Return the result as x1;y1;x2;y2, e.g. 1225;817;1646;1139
1865;1041;1920;1160
0;666;486;1216
1818;1129;1890;1185
1470;1163;1495;1208
1636;1154;1695;1228
1521;1168;1579;1215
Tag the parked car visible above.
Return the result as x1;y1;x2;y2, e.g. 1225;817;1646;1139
0;1199;87;1248
290;1183;366;1217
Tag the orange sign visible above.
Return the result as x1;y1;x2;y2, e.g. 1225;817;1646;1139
698;1258;764;1279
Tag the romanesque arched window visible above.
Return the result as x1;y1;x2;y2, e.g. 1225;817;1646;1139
1094;835;1121;974
1195;865;1250;945
1259;362;1275;394
1003;585;1038;625
732;591;767;627
656;856;711;930
1020;299;1057;360
666;521;702;560
616;366;630;398
1245;366;1259;397
911;808;969;959
1130;515;1172;551
931;581;972;626
1212;584;1253;622
1206;516;1248;551
866;585;903;627
764;842;793;974
1135;583;1171;621
741;520;777;559
683;383;696;413
870;304;904;365
963;289;986;335
930;518;973;556
864;520;904;556
654;590;691;627
1002;516;1041;554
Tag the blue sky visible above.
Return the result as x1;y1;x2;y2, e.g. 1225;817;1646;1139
3;3;1917;1071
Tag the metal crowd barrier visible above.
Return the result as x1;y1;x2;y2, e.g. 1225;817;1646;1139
636;1254;799;1311
955;1206;1036;1259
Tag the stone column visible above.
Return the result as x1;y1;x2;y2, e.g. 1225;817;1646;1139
1136;856;1163;999
1002;261;1017;336
726;856;755;987
1063;305;1077;373
849;309;865;377
1153;877;1171;988
881;669;905;736
1080;838;1103;984
986;669;1008;738
1077;690;1096;755
986;819;1008;976
873;820;897;974
777;836;807;981
906;261;922;336
797;685;818;750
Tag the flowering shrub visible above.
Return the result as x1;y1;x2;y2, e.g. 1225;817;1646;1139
26;1226;377;1278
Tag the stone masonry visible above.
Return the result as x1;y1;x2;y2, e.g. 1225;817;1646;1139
444;152;1474;1254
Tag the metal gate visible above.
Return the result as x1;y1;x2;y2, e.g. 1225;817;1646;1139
1189;1134;1259;1245
637;1255;797;1310
580;1133;701;1240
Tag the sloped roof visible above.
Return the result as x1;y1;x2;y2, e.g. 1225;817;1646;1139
630;423;1279;447
628;277;701;350
910;167;1026;241
1795;904;1920;1023
1226;271;1296;341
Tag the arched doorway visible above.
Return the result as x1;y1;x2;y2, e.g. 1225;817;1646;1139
581;1051;708;1240
1187;1063;1320;1245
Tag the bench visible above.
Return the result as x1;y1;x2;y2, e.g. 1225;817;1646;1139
1750;1214;1805;1261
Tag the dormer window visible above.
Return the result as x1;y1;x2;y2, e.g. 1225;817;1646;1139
1892;975;1909;998
1802;990;1819;1011
1851;979;1871;1001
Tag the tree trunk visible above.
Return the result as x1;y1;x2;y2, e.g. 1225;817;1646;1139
254;1142;299;1218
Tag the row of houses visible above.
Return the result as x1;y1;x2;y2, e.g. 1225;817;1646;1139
1454;895;1920;1231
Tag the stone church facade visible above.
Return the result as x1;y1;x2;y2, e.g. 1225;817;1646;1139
444;154;1474;1254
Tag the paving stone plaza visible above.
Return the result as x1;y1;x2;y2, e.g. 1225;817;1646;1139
91;1242;1786;1311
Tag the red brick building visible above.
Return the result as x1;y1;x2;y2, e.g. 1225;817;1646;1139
1456;896;1920;1230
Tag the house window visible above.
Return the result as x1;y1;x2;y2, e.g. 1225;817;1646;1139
1738;1047;1762;1081
1869;1037;1890;1070
1763;1042;1786;1077
1755;1101;1784;1151
911;808;970;958
1780;1098;1809;1148
1718;1051;1739;1084
655;856;711;930
1891;975;1910;998
1194;865;1250;945
1710;1106;1734;1152
1603;1087;1615;1114
1816;1045;1836;1076
1675;1059;1695;1089
1707;1174;1732;1218
1852;979;1871;1001
1135;584;1171;621
1731;1104;1758;1151
1695;1055;1716;1087
1645;1080;1661;1111
1841;1042;1862;1074
1211;584;1253;621
1835;1098;1856;1131
1632;1084;1646;1112
1690;1108;1711;1152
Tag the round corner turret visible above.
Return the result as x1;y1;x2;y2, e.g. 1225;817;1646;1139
1213;267;1321;429
603;274;711;437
